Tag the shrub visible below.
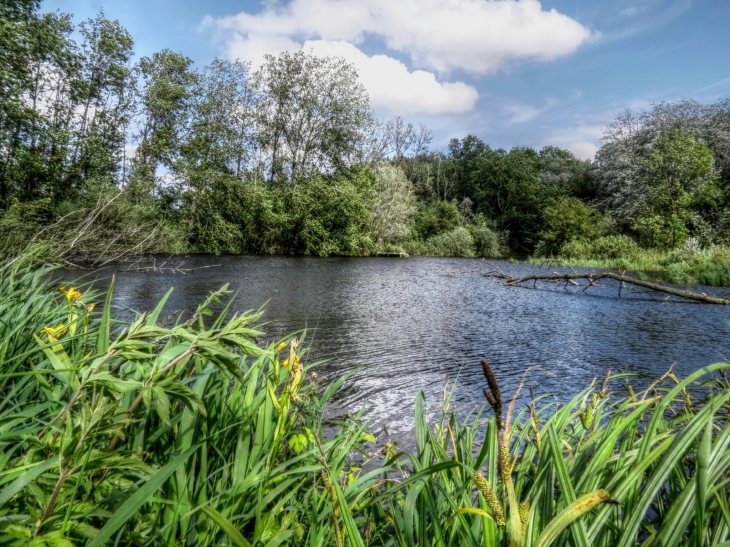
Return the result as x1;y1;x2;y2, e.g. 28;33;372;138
590;235;641;259
468;225;501;257
425;226;475;257
414;200;462;239
540;197;605;254
559;238;594;259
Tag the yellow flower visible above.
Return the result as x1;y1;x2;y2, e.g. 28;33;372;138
276;342;287;353
86;303;96;313
60;286;82;302
40;324;68;339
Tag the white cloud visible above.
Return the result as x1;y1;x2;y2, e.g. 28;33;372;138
207;0;594;115
213;0;594;75
305;41;478;114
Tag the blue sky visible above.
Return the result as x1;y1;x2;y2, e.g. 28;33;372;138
44;0;730;159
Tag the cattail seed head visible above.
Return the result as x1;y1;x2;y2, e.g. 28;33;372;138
499;444;512;485
481;359;503;427
519;501;530;532
473;472;505;527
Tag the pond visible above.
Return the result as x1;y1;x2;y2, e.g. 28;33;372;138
57;255;730;442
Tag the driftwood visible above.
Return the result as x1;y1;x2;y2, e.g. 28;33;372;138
483;265;730;306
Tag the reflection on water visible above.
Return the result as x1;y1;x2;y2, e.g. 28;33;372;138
56;256;730;441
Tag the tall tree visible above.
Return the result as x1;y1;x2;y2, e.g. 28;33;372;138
634;129;716;248
252;50;372;184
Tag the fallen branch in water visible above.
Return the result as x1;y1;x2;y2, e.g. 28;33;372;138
483;268;730;305
118;256;220;275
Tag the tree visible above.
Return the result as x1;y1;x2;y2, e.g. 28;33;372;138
252;50;372;183
367;162;416;246
176;59;256;240
0;0;76;205
65;13;135;194
540;197;605;255
634;129;715;248
473;147;550;254
132;49;196;193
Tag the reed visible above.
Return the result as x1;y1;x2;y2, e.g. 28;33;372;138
1;261;729;546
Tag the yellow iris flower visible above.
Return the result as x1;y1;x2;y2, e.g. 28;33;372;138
40;324;68;339
59;286;82;302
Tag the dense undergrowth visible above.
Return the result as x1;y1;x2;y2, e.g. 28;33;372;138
1;262;730;546
529;245;730;286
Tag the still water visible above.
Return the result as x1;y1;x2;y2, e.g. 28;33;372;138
59;256;730;440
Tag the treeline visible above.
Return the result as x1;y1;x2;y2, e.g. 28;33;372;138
2;1;730;265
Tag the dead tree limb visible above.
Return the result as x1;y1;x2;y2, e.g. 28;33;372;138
486;271;730;306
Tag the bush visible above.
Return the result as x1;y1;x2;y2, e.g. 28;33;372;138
425;226;475;257
541;197;605;254
414;201;462;239
589;235;641;259
468;225;501;257
559;239;594;259
558;235;640;260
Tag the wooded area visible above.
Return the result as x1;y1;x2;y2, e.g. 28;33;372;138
2;0;730;284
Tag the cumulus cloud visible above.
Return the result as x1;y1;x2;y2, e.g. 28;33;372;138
305;41;478;114
213;0;594;75
207;0;594;115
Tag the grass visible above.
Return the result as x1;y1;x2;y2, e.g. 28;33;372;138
1;260;730;546
529;246;730;287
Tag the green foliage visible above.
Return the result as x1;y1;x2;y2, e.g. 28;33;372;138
2;263;730;545
367;162;417;247
425;226;476;257
414;201;462;239
635;130;716;249
467;224;501;257
559;235;639;260
540;197;606;255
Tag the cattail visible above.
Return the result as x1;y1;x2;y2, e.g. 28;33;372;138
499;444;512;486
481;359;503;427
580;405;594;430
473;472;505;526
519;501;530;532
529;405;541;450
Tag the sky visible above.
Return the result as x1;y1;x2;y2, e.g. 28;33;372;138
43;0;730;159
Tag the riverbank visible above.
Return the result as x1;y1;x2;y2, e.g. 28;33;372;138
527;246;730;286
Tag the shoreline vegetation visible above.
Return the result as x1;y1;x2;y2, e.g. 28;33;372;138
1;262;729;546
3;3;730;285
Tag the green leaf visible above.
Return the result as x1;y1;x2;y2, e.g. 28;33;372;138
87;445;198;547
202;505;253;547
534;490;610;547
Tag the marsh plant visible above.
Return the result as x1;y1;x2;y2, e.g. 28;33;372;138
0;263;729;546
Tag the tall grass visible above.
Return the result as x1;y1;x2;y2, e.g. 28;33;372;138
530;245;730;286
1;261;729;546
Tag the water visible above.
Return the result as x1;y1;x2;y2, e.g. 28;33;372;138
57;256;730;441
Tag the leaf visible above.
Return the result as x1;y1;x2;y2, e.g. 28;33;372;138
0;455;59;508
87;445;198;547
288;434;309;455
202;505;253;547
534;490;610;547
